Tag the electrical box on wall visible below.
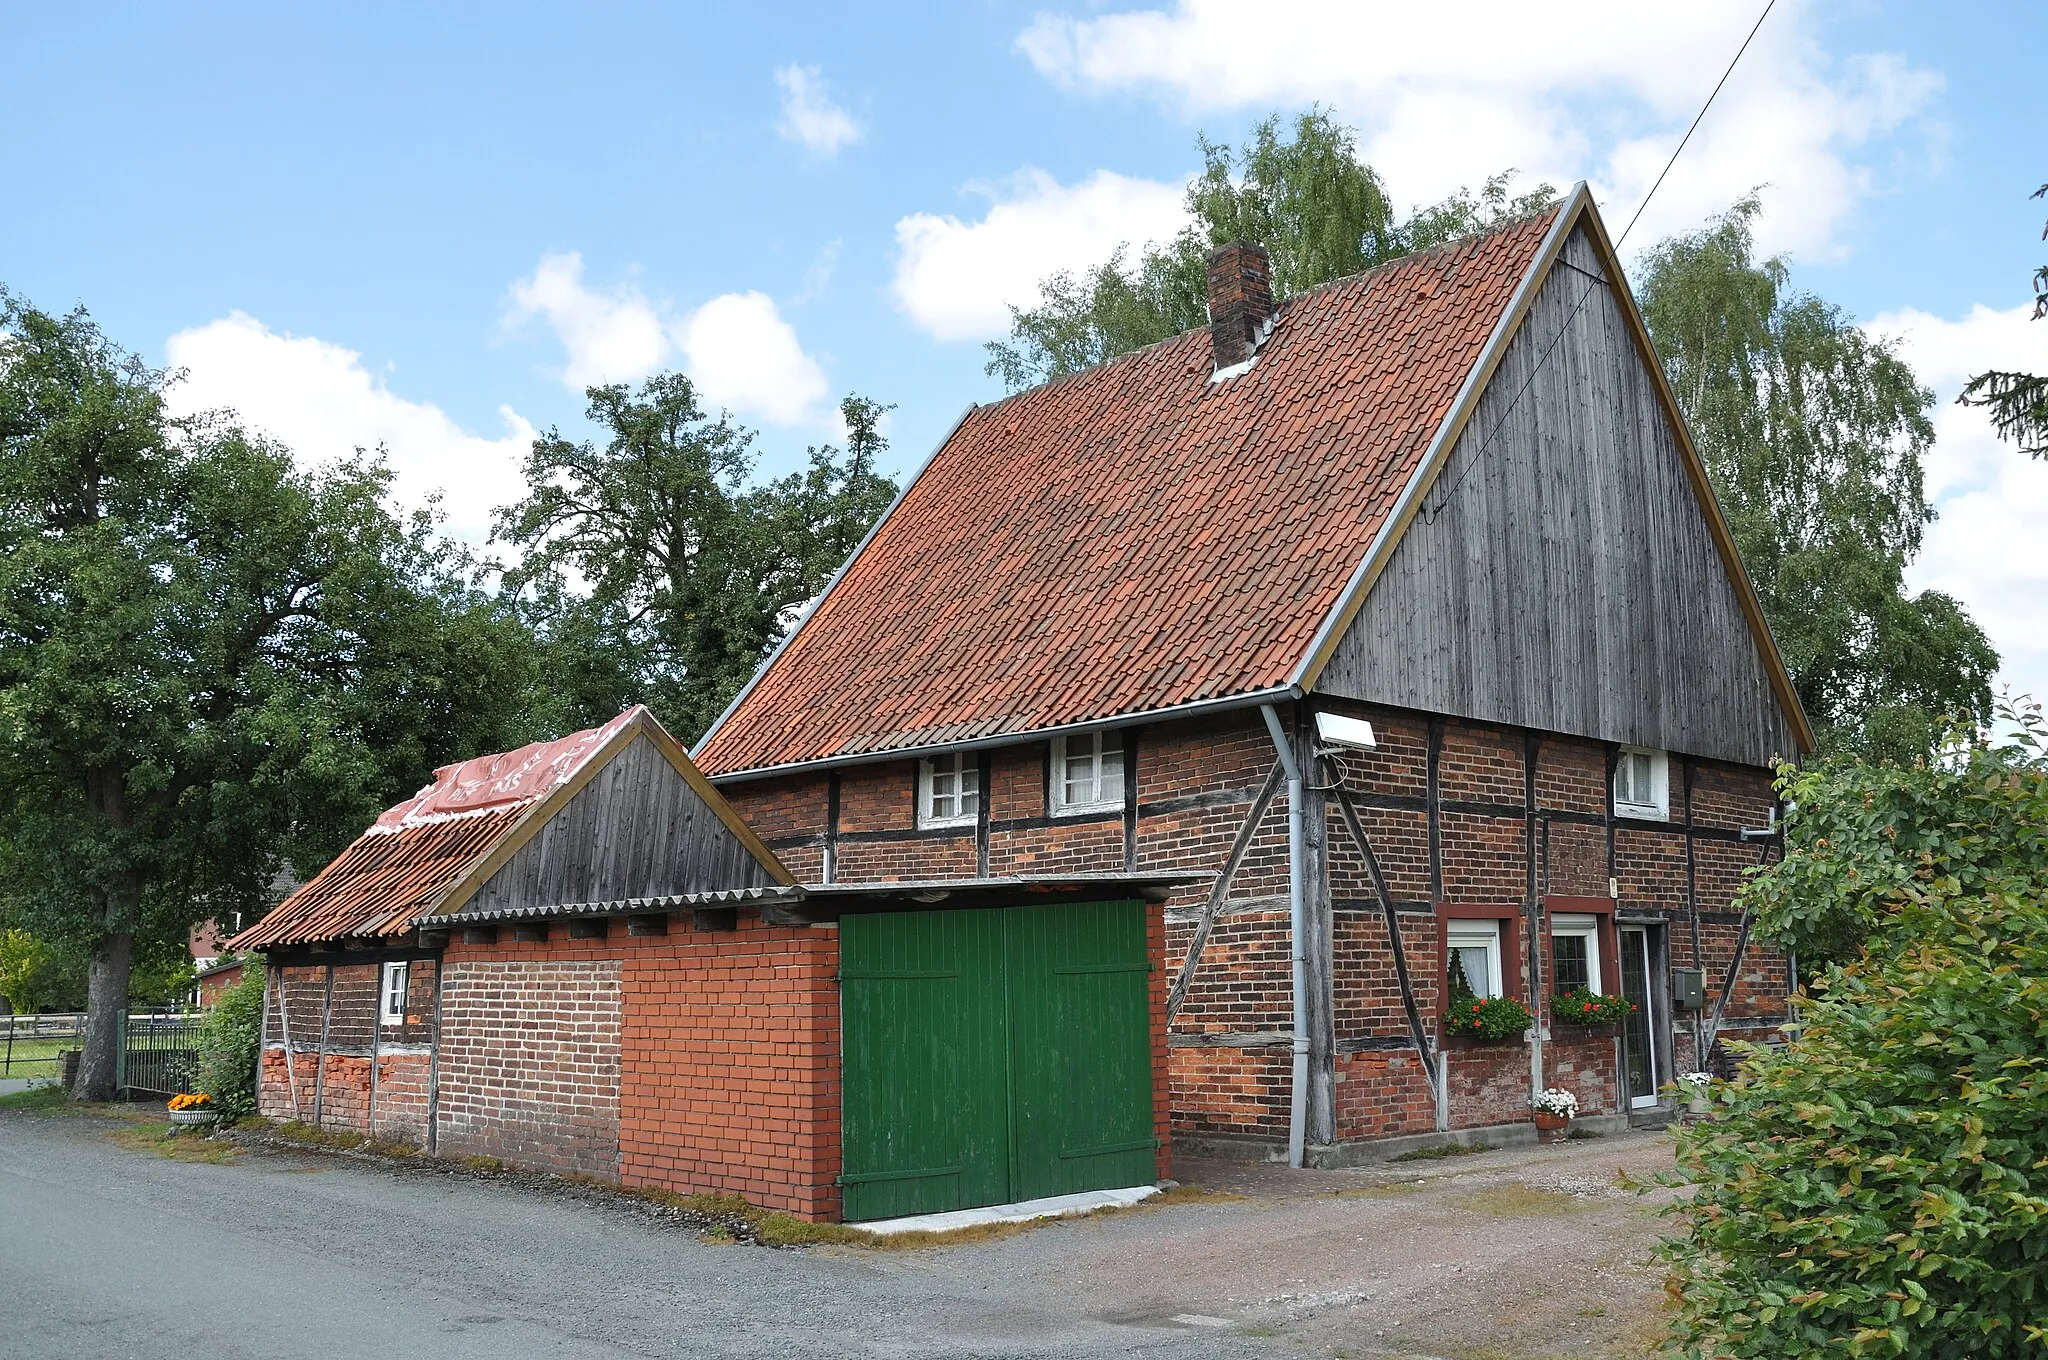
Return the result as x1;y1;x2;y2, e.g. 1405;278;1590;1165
1671;967;1706;1012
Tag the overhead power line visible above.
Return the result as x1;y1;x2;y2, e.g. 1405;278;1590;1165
1424;0;1777;520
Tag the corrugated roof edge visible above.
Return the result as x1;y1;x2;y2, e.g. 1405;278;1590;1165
428;885;800;925
692;404;979;768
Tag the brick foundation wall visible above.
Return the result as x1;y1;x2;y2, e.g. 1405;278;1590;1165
435;957;623;1176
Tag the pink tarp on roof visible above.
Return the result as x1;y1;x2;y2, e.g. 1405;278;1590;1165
371;707;641;833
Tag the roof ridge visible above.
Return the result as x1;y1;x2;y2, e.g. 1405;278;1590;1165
978;202;1563;409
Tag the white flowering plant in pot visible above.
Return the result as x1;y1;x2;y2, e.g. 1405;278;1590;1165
1530;1087;1580;1119
1676;1071;1714;1097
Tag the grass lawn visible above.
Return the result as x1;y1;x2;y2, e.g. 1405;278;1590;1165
1;1036;70;1078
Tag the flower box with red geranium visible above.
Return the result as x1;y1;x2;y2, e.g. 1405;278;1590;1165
1551;986;1633;1027
1443;995;1534;1042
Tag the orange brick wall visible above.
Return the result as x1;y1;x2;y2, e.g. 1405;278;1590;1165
437;918;843;1218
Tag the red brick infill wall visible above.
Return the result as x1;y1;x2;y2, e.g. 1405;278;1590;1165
258;958;438;1145
725;703;1791;1153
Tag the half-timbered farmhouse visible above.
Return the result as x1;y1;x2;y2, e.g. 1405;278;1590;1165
695;182;1808;1173
231;182;1807;1224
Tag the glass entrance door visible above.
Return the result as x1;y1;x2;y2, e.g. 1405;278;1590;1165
1619;926;1662;1108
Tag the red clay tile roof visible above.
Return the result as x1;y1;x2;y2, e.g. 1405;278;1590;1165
230;710;641;949
695;207;1562;777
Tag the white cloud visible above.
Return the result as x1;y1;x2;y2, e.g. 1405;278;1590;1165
1016;1;1939;262
1868;302;2048;706
678;291;829;427
163;312;535;550
775;64;862;156
506;251;669;391
891;167;1189;342
506;253;834;426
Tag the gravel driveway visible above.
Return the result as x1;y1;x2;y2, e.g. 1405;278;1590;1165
0;1105;1681;1359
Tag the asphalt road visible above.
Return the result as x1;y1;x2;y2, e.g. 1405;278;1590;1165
0;1109;1270;1360
2;1105;1682;1359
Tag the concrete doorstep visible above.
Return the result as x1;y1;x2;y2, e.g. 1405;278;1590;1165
857;1184;1161;1236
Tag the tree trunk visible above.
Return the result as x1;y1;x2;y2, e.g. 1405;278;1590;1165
73;924;133;1101
74;766;139;1103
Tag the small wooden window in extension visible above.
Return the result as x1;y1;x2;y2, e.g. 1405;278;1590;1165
918;751;980;828
1051;732;1124;816
380;961;409;1027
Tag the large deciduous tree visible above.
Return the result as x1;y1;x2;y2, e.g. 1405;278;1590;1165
1636;199;1997;760
1957;182;2048;457
0;292;544;1097
495;377;897;742
984;110;1553;391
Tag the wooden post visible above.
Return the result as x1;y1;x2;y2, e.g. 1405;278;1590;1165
1165;763;1283;1020
312;962;335;1126
1325;772;1440;1106
1523;733;1544;1101
1684;759;1704;1067
1121;727;1141;872
975;750;993;878
823;773;841;884
366;967;381;1140
425;959;446;1155
273;964;302;1119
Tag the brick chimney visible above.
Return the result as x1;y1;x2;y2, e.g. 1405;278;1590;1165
1206;240;1275;371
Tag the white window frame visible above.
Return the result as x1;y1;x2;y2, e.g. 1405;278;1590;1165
380;961;409;1028
1050;731;1125;816
1613;747;1670;820
1446;919;1504;1000
1549;913;1603;995
917;751;980;829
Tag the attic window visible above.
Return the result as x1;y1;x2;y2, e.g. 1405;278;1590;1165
918;752;979;829
1613;748;1669;821
1052;732;1124;815
380;961;409;1027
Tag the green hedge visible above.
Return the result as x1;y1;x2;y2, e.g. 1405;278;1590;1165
1662;708;2048;1356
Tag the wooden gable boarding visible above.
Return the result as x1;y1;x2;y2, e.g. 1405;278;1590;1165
435;712;793;920
1308;191;1809;765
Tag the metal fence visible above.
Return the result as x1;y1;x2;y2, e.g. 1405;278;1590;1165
118;1012;202;1095
0;1011;202;1092
2;1011;81;1076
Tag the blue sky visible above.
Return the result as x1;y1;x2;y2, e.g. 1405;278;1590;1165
6;1;2045;702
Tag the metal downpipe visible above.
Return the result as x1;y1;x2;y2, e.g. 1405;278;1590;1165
1260;704;1309;1170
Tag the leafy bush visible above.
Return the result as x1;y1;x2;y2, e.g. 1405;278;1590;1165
1662;707;2048;1357
1551;985;1632;1026
192;965;265;1119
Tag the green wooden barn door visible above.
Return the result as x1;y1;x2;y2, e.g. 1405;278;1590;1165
838;908;1011;1222
839;900;1155;1222
1006;901;1157;1201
